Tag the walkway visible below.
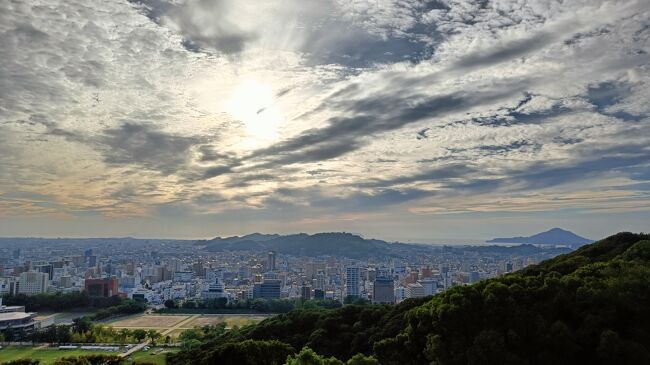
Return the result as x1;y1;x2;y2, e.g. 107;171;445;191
120;315;198;358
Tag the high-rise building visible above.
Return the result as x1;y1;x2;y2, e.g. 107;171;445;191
84;277;118;297
300;285;312;300
372;277;395;304
418;279;437;296
469;271;480;284
193;261;205;278
253;279;282;299
313;289;325;299
394;286;406;302
36;264;54;280
59;276;72;288
313;272;327;290
345;266;361;298
421;266;433;279
18;272;49;295
406;282;425;298
405;271;419;284
267;251;276;272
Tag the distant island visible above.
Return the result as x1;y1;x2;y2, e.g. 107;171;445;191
487;227;593;248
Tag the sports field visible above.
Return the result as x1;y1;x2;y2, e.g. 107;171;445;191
107;313;270;335
0;346;177;365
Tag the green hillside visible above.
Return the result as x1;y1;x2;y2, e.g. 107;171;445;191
168;232;650;365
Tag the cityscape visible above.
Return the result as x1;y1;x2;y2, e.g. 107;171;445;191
0;233;569;337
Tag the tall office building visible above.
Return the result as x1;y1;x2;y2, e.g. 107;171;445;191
345;266;361;298
418;279;437;296
253;279;281;299
372;277;395;304
267;251;276;272
36;264;54;280
406;282;425;298
300;284;312;300
85;277;118;297
18;272;49;295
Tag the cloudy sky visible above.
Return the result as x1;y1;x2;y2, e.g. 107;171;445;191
0;0;649;241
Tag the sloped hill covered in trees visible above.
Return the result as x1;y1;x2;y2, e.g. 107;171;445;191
169;232;650;365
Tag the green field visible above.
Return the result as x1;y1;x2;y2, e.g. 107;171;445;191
0;347;177;365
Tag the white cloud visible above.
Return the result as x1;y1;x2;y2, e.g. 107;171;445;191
0;0;649;238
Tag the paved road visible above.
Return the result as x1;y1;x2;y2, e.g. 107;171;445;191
120;315;198;358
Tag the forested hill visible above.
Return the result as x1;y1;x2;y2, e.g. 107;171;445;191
168;232;650;365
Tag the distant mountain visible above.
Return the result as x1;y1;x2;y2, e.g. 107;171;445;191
199;232;572;259
487;227;593;247
200;232;400;259
212;233;281;244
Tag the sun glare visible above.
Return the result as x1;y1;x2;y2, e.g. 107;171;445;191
225;79;282;148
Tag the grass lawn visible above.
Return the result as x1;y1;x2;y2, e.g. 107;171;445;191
0;347;178;365
0;347;112;364
125;348;179;365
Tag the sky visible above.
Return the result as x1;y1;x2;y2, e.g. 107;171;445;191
0;0;649;242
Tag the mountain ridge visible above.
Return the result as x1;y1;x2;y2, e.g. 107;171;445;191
487;227;593;247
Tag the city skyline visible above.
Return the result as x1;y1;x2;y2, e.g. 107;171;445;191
1;0;650;240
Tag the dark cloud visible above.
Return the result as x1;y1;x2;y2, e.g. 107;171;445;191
416;127;430;139
508;146;650;191
311;188;433;211
202;165;236;180
224;173;278;188
192;192;226;205
478;140;539;154
243;83;528;171
132;0;257;55
454;31;556;71
587;81;644;121
99;122;200;175
360;164;477;188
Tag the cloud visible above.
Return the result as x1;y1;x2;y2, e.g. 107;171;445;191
1;0;650;238
98;122;200;175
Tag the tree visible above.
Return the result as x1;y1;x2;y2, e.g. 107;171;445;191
56;325;73;344
346;354;381;365
118;328;131;344
132;329;147;342
2;360;41;365
72;317;91;334
164;299;177;309
284;347;343;365
147;329;161;345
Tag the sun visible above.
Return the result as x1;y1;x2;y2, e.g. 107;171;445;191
225;78;283;148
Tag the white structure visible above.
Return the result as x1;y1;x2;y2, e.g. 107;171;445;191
406;282;425;298
201;278;228;300
394;286;406;302
418;279;437;296
18;271;49;295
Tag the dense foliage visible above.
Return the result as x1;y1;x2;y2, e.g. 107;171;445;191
0;354;154;365
1;292;123;312
159;298;343;314
90;299;146;320
169;232;650;365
